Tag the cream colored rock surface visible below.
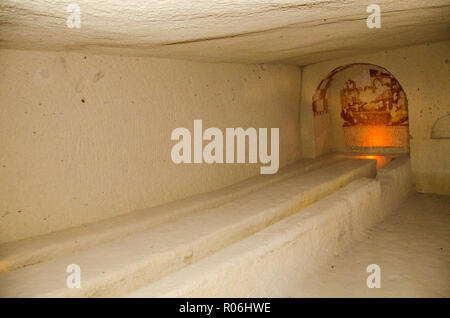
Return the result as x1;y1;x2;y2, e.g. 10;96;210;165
0;153;339;274
124;157;411;297
0;158;375;297
0;0;448;300
0;49;302;243
0;1;449;65
431;115;450;139
288;193;450;297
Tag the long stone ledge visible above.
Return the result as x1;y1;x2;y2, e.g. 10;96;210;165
0;154;340;274
0;158;375;297
124;158;411;297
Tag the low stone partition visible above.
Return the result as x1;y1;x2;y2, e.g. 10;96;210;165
376;156;412;212
125;157;411;297
0;154;340;274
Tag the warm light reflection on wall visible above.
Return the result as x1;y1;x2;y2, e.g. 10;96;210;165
338;66;409;150
343;125;409;148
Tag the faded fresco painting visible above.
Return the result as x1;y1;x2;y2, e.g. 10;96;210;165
312;64;351;116
312;64;410;148
340;69;408;127
312;78;331;115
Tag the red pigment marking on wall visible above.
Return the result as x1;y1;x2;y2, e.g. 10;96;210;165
341;69;409;148
313;64;409;149
312;64;359;116
340;69;408;127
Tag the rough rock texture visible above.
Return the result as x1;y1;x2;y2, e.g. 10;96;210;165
0;0;449;65
0;49;302;243
0;154;338;274
288;192;450;297
124;157;412;297
431;115;450;139
0;158;375;297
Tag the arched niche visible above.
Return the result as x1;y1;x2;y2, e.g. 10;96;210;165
431;115;450;139
312;63;410;153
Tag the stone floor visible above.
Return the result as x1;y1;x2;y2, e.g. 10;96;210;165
289;193;450;297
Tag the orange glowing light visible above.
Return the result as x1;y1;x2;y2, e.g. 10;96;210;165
353;155;391;169
343;125;409;148
366;126;390;147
